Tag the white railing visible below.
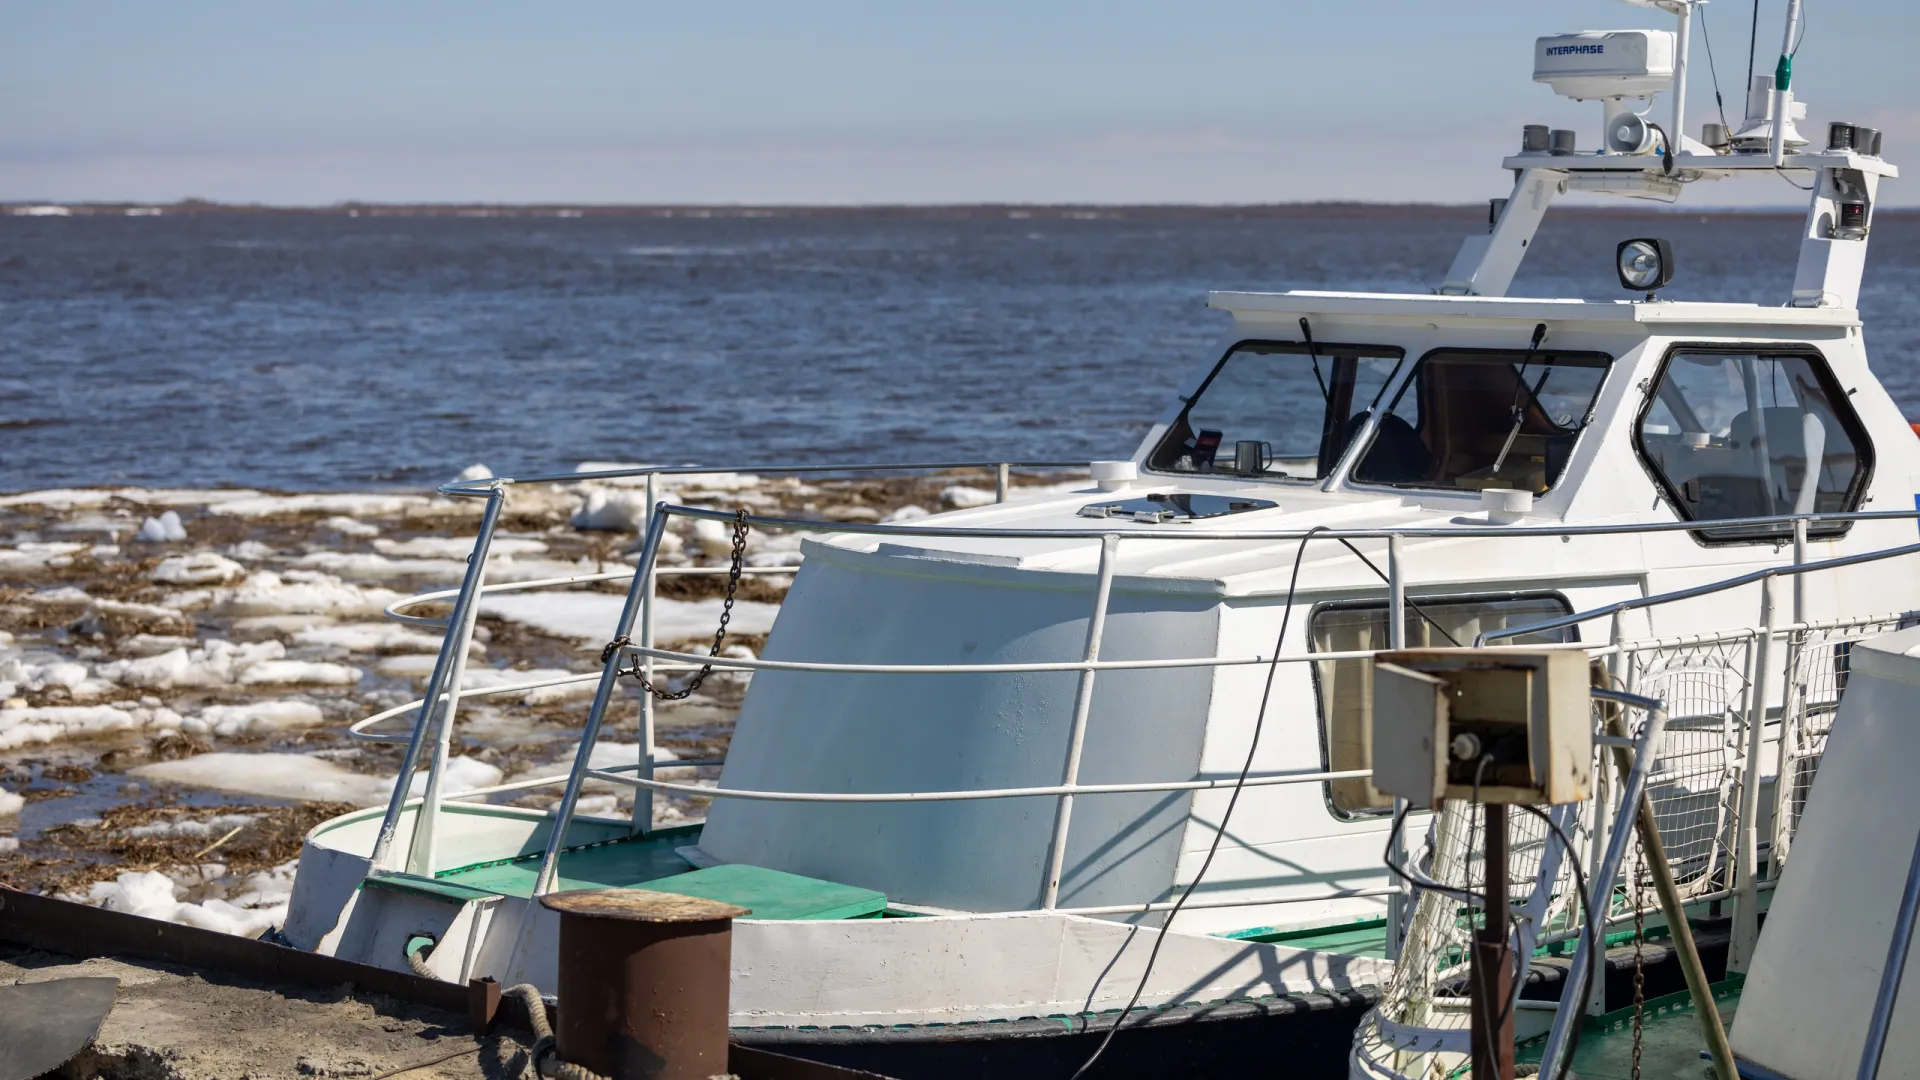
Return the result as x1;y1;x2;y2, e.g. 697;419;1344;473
355;458;1920;954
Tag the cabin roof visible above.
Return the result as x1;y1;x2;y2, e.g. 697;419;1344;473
1208;290;1863;330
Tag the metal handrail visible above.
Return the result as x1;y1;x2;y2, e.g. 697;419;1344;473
577;765;1374;804
369;458;1920;952
1479;540;1920;646
657;501;1920;542
437;458;1090;496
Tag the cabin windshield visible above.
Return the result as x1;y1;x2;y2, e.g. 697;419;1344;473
1147;341;1403;481
1350;348;1613;494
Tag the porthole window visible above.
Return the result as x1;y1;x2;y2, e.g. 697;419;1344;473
1634;348;1873;542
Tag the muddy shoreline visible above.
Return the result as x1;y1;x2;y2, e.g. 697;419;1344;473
1;467;1058;933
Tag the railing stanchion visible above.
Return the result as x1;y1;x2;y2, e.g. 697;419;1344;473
369;488;505;872
1538;698;1669;1080
1387;533;1408;956
1793;515;1809;624
1730;575;1777;972
633;475;660;836
996;463;1010;503
532;508;671;898
1587;610;1628;1015
1042;533;1120;910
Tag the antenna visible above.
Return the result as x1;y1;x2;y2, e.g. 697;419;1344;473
1771;0;1805;166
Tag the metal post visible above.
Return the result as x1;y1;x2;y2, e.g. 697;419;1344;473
1607;709;1742;1080
996;462;1010;503
533;509;671;897
406;541;494;877
632;474;659;836
1793;515;1808;625
1730;576;1777;972
370;489;506;871
1537;700;1670;1080
1041;533;1120;910
1470;803;1515;1080
1669;0;1692;168
542;888;746;1080
1587;611;1627;1015
1387;534;1409;956
1857;822;1920;1080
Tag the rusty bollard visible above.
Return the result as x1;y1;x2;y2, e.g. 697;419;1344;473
538;888;750;1080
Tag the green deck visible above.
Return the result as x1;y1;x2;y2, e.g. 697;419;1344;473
438;827;699;897
1228;917;1392;958
1519;978;1744;1079
428;826;886;921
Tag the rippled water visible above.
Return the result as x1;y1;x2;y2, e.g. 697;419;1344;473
4;208;1916;491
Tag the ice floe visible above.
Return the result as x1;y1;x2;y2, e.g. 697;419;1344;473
941;485;998;509
0;704;166;751
235;659;362;686
132;751;502;804
0;541;90;571
209;493;428;518
96;640;289;690
133;510;189;543
374;535;547;559
292;623;446;654
219;571;401;618
152;551;247;584
480;593;779;644
183;701;327;737
0;786;23;815
573;488;655;531
83;867;291;938
323;515;381;538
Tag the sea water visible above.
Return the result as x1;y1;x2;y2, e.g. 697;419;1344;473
3;207;1916;491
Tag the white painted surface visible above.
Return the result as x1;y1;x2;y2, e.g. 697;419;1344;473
1732;626;1920;1079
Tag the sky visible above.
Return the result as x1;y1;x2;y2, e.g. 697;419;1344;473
3;0;1915;206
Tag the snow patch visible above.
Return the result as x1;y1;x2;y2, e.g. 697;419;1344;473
0;787;23;815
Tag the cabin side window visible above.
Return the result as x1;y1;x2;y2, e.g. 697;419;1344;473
1634;348;1873;543
1350;349;1613;494
1308;595;1575;816
1147;341;1403;481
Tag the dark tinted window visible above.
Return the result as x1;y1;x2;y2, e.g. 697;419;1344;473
1149;341;1402;481
1635;350;1871;541
1352;349;1611;494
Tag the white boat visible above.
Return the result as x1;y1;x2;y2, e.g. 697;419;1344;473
280;2;1916;1074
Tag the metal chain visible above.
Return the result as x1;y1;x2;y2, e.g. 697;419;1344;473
1631;840;1647;1080
600;509;750;701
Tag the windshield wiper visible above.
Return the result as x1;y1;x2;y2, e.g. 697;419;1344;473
1300;317;1331;405
1491;322;1549;478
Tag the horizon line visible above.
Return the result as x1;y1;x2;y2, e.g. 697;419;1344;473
4;198;1843;219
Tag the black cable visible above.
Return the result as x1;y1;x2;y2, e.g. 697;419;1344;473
1519;804;1600;1080
1331;538;1463;647
1697;5;1732;132
1746;0;1760;95
1774;168;1815;191
1066;525;1331;1080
